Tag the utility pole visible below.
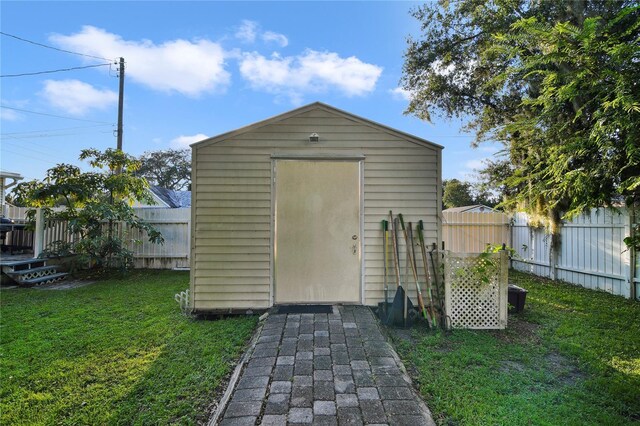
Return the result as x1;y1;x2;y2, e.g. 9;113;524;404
116;57;125;151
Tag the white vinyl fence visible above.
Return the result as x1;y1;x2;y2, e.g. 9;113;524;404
444;208;639;300
511;216;553;278
512;210;637;299
36;208;190;269
12;204;640;299
125;208;190;269
3;204;29;221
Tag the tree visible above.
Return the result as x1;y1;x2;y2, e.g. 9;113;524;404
443;179;474;208
136;149;191;191
402;1;640;241
443;178;498;209
13;149;163;270
473;159;516;204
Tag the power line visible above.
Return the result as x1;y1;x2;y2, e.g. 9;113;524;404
0;31;113;62
0;130;114;141
1;63;111;78
0;106;113;124
1;124;113;137
1;147;60;166
2;139;71;158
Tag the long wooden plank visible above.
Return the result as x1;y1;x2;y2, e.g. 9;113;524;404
194;300;270;309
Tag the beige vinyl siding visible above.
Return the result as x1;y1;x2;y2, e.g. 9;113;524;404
191;149;271;310
362;153;439;305
191;106;441;311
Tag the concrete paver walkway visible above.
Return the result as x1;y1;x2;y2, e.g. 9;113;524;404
216;306;435;426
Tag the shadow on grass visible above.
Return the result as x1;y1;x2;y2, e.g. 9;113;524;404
111;316;257;425
512;271;640;420
0;270;258;425
388;270;639;425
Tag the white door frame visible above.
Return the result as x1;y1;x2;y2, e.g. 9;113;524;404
270;154;365;305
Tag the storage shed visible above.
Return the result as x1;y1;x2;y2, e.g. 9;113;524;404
190;102;442;313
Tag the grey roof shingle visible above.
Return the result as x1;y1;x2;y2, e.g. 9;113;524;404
150;186;191;208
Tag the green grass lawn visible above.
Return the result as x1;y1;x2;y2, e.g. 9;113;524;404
393;270;640;426
0;270;257;425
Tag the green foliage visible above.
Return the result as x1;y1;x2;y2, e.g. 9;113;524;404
12;148;164;271
443;178;498;209
623;209;640;251
403;1;640;242
474;158;515;203
443;179;475;208
136;149;191;191
623;234;640;251
0;270;258;425
393;270;640;425
484;243;517;259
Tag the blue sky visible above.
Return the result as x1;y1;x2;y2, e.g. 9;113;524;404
1;1;497;182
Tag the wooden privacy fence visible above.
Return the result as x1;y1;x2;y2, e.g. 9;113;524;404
38;208;190;269
443;208;639;300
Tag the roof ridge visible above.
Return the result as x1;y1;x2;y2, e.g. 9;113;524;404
190;102;443;151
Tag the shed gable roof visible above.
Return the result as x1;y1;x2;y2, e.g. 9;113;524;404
191;102;443;151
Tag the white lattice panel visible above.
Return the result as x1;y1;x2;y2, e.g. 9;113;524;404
444;251;508;329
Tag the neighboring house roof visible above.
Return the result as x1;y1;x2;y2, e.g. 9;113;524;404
191;101;444;151
149;186;191;208
443;205;496;213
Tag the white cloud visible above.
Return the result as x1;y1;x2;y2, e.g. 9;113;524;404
431;59;477;88
477;145;499;153
465;158;487;171
456;157;487;180
235;20;288;47
170;133;209;149
41;79;117;115
235;20;258;43
430;59;456;76
1;99;29;121
50;26;230;97
239;50;382;102
1;108;22;121
389;87;413;101
262;31;288;47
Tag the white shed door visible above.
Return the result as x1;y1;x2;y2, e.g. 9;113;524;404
275;160;361;304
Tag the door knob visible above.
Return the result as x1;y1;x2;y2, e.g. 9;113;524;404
352;235;358;240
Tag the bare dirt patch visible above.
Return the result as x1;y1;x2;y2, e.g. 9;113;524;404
499;360;527;374
492;315;542;345
545;351;586;386
387;326;416;343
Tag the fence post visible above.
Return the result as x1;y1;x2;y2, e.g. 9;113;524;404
442;250;451;330
33;208;44;257
500;250;509;328
628;206;637;300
